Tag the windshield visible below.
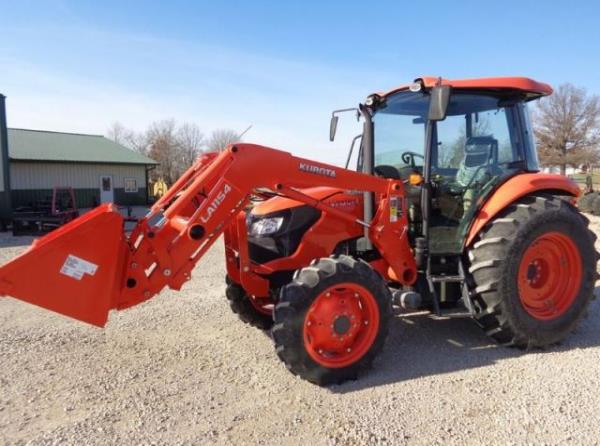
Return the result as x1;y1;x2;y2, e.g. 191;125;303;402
373;92;428;171
373;90;530;176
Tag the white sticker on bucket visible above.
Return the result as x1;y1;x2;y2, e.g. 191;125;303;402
60;255;99;281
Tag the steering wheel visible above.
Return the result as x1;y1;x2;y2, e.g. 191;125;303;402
401;151;424;168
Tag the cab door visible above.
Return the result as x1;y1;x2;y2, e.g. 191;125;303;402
429;94;526;254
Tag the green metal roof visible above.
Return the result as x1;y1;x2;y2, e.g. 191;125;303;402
7;128;157;165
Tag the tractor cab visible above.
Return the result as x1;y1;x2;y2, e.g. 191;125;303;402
359;78;545;254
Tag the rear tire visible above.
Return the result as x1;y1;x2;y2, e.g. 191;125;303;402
272;255;392;385
467;194;598;348
225;277;273;330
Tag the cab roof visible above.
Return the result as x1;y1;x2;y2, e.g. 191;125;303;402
377;76;553;99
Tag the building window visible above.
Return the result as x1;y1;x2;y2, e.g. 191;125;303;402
124;178;138;193
102;177;112;191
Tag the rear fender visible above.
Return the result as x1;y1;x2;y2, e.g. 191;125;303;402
465;173;580;247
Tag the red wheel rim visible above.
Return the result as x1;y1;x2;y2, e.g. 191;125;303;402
518;231;582;320
303;283;380;368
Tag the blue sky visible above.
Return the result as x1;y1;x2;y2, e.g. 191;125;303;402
2;0;600;165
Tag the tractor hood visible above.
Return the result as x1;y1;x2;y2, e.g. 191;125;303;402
251;187;344;216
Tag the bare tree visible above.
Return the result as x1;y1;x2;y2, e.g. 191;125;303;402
177;123;205;169
534;84;600;175
206;129;241;152
125;132;150;155
146;120;182;185
107;122;243;185
106;122;130;145
106;122;148;155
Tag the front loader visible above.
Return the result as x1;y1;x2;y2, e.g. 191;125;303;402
1;76;597;385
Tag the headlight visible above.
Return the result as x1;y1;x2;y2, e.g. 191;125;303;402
249;217;284;236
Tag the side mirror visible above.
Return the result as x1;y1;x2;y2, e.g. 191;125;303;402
329;115;339;141
428;85;452;121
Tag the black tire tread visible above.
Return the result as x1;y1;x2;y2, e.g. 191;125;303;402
225;277;273;330
467;193;598;348
272;255;392;386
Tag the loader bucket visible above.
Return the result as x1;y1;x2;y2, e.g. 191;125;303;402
0;204;129;327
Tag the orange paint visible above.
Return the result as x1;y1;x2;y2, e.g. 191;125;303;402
0;204;128;327
0;144;417;326
465;174;579;247
303;282;380;368
517;232;582;320
377;76;553;98
252;186;342;215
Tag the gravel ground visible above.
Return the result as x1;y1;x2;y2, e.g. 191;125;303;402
1;217;600;446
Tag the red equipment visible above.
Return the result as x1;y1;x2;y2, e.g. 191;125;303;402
11;187;79;235
0;77;596;385
0;145;414;326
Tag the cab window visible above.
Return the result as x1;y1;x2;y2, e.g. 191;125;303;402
373;92;428;172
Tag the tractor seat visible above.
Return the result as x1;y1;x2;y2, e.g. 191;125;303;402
466;136;497;163
456;136;499;187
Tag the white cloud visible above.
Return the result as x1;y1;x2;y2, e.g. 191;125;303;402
0;24;409;166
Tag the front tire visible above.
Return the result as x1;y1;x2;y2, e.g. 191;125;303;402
225;277;273;330
467;194;598;348
272;255;392;385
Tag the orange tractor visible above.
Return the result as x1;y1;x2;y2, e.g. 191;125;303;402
0;77;597;385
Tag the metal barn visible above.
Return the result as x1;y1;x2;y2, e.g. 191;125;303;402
0;94;157;223
0;96;157;220
6;128;157;211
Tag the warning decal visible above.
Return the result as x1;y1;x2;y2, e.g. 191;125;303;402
389;196;399;223
60;255;99;281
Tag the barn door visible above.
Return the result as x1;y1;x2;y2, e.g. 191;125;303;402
100;175;114;203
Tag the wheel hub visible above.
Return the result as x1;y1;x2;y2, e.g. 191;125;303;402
525;259;546;287
333;315;351;335
303;283;380;368
518;232;582;320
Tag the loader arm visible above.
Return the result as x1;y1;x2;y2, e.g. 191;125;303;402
0;144;416;327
